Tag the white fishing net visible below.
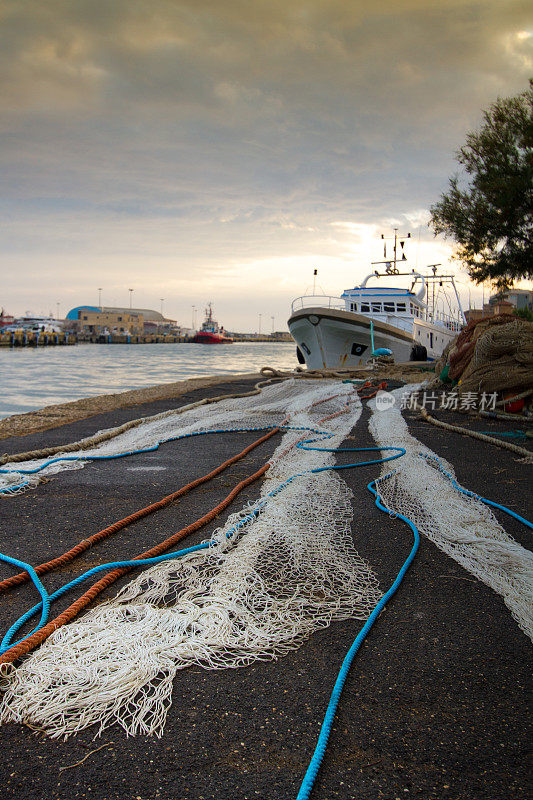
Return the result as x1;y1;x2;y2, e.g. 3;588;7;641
370;386;533;641
0;380;383;737
0;379;345;494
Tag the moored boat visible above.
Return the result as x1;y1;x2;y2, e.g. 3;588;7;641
288;232;466;368
192;304;233;344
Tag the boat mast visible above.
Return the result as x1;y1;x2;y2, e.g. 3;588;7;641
427;264;441;321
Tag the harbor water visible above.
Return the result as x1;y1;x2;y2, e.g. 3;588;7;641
0;341;298;419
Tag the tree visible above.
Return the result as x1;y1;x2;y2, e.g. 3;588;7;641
430;80;533;289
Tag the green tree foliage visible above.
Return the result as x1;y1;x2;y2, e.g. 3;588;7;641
513;306;533;322
430;81;533;289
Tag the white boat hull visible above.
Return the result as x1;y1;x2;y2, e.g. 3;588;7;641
288;307;455;369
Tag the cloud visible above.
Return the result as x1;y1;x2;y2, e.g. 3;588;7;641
0;1;531;324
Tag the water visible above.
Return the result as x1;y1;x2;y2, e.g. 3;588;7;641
0;341;298;419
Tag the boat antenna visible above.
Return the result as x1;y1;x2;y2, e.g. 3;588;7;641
376;229;411;274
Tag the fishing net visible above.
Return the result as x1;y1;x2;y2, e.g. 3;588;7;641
370;387;533;641
0;379;349;494
0;380;383;737
434;314;533;399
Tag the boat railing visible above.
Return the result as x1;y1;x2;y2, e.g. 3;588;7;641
425;308;463;331
291;295;345;313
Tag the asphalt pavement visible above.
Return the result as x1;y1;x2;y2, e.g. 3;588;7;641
0;377;531;800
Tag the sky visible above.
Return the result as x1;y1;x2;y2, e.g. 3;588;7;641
1;0;532;331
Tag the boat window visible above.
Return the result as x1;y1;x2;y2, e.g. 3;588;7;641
383;303;395;313
371;303;382;312
350;302;357;311
397;303;406;312
361;303;370;312
430;333;433;348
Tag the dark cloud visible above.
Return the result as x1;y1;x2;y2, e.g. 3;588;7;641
0;1;531;323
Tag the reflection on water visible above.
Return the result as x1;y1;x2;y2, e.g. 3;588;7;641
0;341;298;419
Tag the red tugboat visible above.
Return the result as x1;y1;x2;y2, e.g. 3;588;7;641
192;303;233;344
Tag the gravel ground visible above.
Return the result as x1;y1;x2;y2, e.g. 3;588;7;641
0;377;531;800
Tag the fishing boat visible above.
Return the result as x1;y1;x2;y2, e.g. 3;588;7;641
192;303;233;344
288;232;466;368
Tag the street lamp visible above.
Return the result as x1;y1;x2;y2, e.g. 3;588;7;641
160;298;164;315
192;305;196;329
271;315;274;334
98;288;102;310
259;314;262;335
129;288;133;309
56;302;60;320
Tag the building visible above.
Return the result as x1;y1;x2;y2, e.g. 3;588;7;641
489;288;533;312
66;306;177;334
77;310;144;335
464;288;532;324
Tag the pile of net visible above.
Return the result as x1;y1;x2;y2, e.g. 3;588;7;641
0;379;383;738
433;314;533;400
369;386;533;642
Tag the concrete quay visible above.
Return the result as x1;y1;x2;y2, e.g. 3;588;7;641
0;375;530;800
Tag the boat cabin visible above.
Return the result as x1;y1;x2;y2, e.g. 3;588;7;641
341;274;427;334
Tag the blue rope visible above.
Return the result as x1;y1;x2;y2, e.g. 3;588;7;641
420;453;533;531
295;476;419;800
0;425;328;496
0;428;405;652
0;424;365;651
3;418;530;800
296;458;533;799
0;426;325;476
477;430;527;439
1;471;307;653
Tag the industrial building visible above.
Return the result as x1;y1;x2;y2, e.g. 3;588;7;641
65;306;178;336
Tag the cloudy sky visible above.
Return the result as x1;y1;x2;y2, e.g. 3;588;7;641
1;0;531;330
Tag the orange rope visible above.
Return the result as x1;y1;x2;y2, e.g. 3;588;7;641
0;389;358;665
0;428;279;594
0;460;272;665
357;381;388;399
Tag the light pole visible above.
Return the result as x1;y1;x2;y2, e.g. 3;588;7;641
192;305;196;329
259;314;262;335
56;302;60;320
271;315;274;334
160;298;164;316
129;288;133;309
98;288;102;310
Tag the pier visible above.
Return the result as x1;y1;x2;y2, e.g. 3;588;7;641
77;332;189;344
0;331;77;348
